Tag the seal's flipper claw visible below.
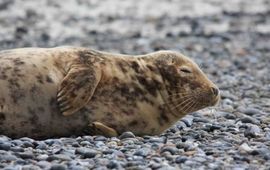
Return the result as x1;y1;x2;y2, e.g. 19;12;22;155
57;66;101;116
89;122;118;137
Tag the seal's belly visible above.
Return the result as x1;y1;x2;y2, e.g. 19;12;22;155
87;85;169;136
0;55;88;138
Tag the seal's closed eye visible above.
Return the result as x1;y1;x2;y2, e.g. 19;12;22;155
179;67;192;74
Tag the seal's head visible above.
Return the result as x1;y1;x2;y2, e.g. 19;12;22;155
153;51;220;116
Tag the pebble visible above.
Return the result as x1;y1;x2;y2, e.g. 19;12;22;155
107;160;120;169
203;124;222;132
69;165;85;170
0;142;11;151
223;112;237;119
36;142;48;150
134;148;151;157
175;156;188;164
21;141;34;148
0;136;11;143
240;107;265;116
16;152;34;159
193;117;210;123
10;146;24;152
0;154;17;161
239;143;253;153
36;154;49;161
47;154;72;161
148;137;165;143
239;116;260;125
181;115;194;127
75;148;98;158
160;146;178;155
79;141;91;146
244;124;262;138
176;121;187;130
50;164;67;170
119;132;136;139
94;136;107;141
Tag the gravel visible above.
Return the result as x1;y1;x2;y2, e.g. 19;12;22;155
0;0;270;169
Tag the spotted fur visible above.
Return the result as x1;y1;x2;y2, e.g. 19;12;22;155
0;47;220;139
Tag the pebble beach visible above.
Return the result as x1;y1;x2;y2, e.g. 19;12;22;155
0;0;270;169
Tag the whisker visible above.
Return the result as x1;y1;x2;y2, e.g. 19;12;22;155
172;87;210;95
180;100;194;113
184;101;197;113
166;92;194;96
163;95;194;105
191;101;198;113
166;91;201;100
170;97;193;111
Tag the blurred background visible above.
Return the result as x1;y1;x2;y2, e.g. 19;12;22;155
0;0;270;169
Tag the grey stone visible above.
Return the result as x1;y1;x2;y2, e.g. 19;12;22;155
0;142;11;151
75;148;98;158
240;116;260;125
175;156;188;164
119;132;136;139
50;164;67;170
0;136;11;143
79;141;91;146
10;146;24;152
47;154;72;161
107;160;121;169
94;136;107;141
21;141;34;148
36;154;49;161
244;124;262;138
69;165;85;170
0;154;17;161
37;161;51;169
160;146;178;155
240;107;265;116
36;142;47;150
16;152;34;159
134;148;151;157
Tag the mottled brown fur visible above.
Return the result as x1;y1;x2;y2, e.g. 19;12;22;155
0;47;220;139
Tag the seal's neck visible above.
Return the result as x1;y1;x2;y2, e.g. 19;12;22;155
138;56;184;131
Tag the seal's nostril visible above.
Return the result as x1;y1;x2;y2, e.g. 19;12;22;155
211;87;219;96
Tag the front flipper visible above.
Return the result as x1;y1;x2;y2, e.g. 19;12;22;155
89;122;118;137
57;65;101;116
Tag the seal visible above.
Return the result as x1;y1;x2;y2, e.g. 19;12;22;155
0;47;220;139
